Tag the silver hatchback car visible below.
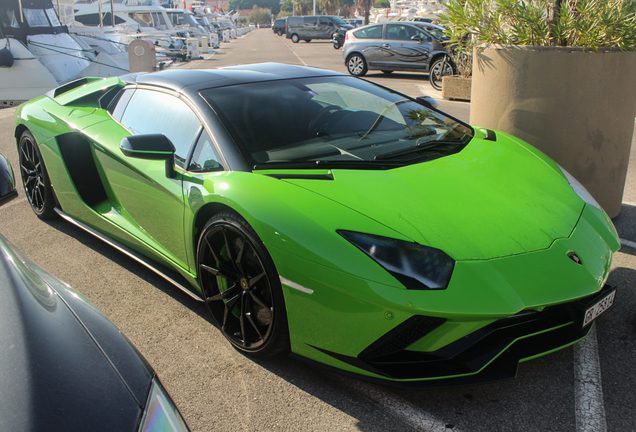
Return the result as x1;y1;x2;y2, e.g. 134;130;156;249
342;22;452;77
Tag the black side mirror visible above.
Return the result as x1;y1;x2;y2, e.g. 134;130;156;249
120;134;177;178
416;95;439;109
0;153;17;206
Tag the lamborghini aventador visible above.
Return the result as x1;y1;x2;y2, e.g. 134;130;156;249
14;63;619;388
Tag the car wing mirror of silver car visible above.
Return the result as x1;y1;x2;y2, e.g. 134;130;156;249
416;95;439;110
120;134;177;179
0;153;18;207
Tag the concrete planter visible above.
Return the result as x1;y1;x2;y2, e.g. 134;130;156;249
470;45;636;218
442;76;472;101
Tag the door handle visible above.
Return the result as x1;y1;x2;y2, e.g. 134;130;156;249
382;44;390;48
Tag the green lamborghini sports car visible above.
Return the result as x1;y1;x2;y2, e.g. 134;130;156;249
14;63;619;388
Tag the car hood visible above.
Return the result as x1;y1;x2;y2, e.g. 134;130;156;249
0;234;151;432
277;134;583;261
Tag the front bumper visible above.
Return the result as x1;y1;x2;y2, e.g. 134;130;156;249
295;285;614;388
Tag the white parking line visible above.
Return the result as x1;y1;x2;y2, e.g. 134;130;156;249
619;238;636;250
346;380;458;431
574;326;607;432
283;40;307;66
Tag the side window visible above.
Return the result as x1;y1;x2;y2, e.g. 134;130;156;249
417;30;432;42
120;90;201;168
352;24;382;39
304;16;316;26
110;88;135;121
387;24;413;41
188;130;224;172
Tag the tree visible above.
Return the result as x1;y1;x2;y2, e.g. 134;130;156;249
228;0;281;15
249;6;272;24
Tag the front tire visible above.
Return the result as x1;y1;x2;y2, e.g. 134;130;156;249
291;34;299;43
18;130;57;219
197;211;289;357
346;53;368;77
333;41;341;49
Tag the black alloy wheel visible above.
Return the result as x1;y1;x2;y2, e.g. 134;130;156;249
197;211;289;356
18;130;57;219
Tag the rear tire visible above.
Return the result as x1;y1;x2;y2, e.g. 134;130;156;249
18;130;57;219
381;70;393;75
277;29;283;36
304;39;311;43
197;211;290;357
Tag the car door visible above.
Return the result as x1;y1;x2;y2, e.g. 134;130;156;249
90;87;202;271
384;23;432;70
318;17;334;38
352;24;387;68
302;16;317;39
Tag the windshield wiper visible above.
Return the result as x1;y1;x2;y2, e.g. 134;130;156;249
374;138;466;160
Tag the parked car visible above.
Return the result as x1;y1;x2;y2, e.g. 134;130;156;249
272;17;286;36
14;64;619;388
285;15;353;43
342;22;452;77
0;153;190;431
344;18;364;27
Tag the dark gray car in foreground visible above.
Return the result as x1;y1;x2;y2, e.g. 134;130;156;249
342;22;452;77
0;153;189;432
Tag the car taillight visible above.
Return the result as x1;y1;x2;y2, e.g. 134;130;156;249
345;32;349;42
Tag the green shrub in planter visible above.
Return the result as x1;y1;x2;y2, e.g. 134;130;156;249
440;0;636;52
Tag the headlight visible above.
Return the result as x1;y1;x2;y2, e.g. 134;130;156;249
139;378;190;432
339;231;454;290
557;164;602;211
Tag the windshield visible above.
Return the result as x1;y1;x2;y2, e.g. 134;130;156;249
331;16;346;25
416;24;445;40
200;76;472;169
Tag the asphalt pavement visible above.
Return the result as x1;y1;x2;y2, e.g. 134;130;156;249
1;28;636;431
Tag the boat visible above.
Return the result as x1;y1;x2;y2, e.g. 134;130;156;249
1;0;93;106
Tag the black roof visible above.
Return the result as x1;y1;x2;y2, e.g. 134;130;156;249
121;63;344;93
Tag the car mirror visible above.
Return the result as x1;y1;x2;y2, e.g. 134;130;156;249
416;95;439;109
0;153;18;206
120;134;177;178
411;35;422;43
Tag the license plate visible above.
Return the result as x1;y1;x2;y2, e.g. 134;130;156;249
582;289;616;328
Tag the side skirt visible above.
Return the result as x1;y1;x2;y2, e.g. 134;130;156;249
55;208;203;302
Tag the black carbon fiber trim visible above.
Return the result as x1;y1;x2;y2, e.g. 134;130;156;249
360;315;446;359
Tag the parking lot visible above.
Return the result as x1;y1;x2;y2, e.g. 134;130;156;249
1;28;636;431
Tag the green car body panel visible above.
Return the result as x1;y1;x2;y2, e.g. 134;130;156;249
14;71;620;387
